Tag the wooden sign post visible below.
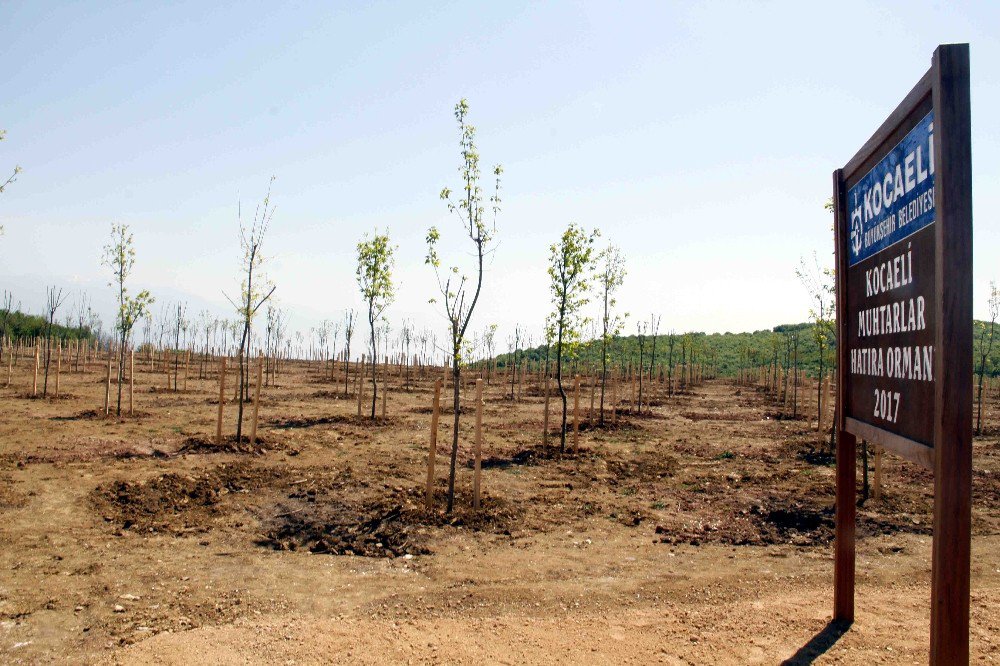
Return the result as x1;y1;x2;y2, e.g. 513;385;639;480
833;44;971;664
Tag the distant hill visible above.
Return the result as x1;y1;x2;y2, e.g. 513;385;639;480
489;321;999;379
0;309;96;342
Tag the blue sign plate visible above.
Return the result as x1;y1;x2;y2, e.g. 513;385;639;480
847;111;935;266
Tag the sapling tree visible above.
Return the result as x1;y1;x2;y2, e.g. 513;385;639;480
796;251;836;437
788;329;800;416
343;308;356;395
356;230;396;418
665;330;678;395
399;319;414;389
226;178;277;440
482;323;496;384
425;98;503;512
648;314;661;382
636;320;648;413
546;223;599;451
378;320;391;368
508;325;522;400
197;310;216;378
102;223;154;416
156;303;170;357
768;332;782;394
263;305;284;385
0;291;14;343
317;320;331;374
72;292;91;333
681;334;693;389
172;302;188;390
86;308;103;344
975;281;999;435
329;319;342;379
42;286;69;396
596;245;626;423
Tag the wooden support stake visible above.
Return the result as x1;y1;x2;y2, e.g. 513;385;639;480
233;354;241;401
873;445;883;500
357;356;365;417
425;378;442;510
630;370;636;412
216;358;226;445
820;376;831;432
129;350;135;416
381;356;388;418
55;343;62;397
473;378;483;510
611;378;618;423
32;344;39;396
104;356;111;415
250;358;263;447
542;373;551;448
517;362;523;402
572;374;580;450
589;375;596;423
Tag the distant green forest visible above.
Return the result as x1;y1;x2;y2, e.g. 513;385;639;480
490;321;1000;379
0;309;96;342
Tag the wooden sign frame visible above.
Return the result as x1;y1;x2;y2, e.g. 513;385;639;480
832;44;972;664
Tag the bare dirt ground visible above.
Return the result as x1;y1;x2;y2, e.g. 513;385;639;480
0;358;998;664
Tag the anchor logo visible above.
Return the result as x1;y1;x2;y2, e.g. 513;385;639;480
850;216;863;256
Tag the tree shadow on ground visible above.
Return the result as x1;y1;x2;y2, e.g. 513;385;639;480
782;620;851;665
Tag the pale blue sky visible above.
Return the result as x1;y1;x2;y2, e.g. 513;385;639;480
2;1;997;352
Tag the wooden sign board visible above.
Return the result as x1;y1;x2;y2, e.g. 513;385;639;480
832;44;972;664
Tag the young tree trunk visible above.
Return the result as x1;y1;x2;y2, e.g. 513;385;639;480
236;320;250;441
599;335;608;426
976;321;996;435
976;369;985;435
816;343;825;436
446;339;461;514
42;322;53;396
556;312;567;452
116;333;126;416
344;345;351;397
637;343;644;415
368;317;378;419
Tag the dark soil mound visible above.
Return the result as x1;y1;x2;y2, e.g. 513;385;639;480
607;451;678;484
681;411;760;422
261;501;429;558
177;435;273;455
92;462;282;534
259;485;522;558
